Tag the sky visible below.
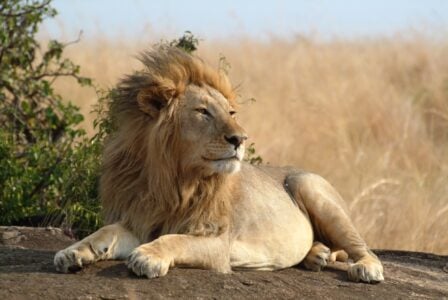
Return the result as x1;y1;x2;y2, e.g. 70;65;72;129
43;0;448;41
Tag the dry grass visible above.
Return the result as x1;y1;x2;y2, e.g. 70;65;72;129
51;32;448;254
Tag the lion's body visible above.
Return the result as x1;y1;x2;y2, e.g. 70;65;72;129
54;47;384;283
229;164;313;270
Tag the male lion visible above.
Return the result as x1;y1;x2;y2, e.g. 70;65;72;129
54;47;384;283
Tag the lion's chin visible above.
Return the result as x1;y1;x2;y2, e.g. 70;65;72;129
208;158;241;175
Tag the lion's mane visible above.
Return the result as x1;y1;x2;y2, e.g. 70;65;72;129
100;47;238;242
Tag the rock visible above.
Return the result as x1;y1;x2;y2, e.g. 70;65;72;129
1;228;26;245
0;226;447;299
2;229;20;240
0;226;75;250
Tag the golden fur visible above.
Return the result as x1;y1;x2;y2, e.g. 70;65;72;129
54;47;384;283
100;47;237;241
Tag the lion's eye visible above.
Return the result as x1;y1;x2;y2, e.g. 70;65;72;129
229;110;237;117
196;108;212;117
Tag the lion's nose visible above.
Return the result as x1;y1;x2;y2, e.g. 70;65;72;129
224;134;247;149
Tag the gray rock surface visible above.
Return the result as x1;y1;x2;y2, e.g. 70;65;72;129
0;226;447;299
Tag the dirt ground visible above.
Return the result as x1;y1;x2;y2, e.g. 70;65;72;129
0;226;447;299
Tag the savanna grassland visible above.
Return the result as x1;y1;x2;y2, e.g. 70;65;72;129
52;33;448;254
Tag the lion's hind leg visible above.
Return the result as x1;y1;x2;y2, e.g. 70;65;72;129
286;172;384;283
303;241;331;271
54;223;140;273
330;250;349;263
304;243;350;272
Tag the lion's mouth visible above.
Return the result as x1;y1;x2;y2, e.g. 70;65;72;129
202;155;239;162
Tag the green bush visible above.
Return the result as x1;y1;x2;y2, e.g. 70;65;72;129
0;0;104;236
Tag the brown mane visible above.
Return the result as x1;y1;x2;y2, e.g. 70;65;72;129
100;47;237;242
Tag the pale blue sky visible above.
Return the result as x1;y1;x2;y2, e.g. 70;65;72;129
43;0;448;40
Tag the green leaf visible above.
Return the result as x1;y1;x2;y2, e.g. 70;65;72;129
77;77;92;86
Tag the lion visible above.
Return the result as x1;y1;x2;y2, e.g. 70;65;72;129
54;47;384;283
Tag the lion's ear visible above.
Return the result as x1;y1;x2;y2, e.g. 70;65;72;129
137;87;175;118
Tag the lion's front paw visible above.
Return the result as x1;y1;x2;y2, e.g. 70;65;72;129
348;256;384;283
127;246;173;278
54;245;96;273
303;242;331;271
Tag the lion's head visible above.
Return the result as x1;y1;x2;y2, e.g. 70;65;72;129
175;84;247;175
100;47;246;240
